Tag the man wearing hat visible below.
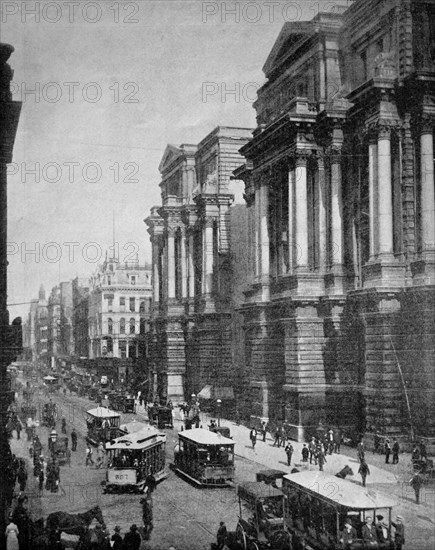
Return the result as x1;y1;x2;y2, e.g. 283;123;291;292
88;523;106;550
375;515;388;545
123;524;141;550
111;526;123;550
410;471;424;504
362;517;377;546
340;518;357;549
392;516;405;550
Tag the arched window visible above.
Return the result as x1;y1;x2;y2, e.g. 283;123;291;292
108;318;113;335
120;318;125;334
130;318;136;334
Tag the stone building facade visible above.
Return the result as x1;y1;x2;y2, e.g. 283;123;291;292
146;126;252;404
72;276;90;358
237;0;435;441
88;257;152;360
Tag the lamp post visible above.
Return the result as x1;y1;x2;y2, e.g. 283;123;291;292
216;399;222;428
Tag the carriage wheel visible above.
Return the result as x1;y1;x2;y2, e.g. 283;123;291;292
247;542;260;550
236;522;248;550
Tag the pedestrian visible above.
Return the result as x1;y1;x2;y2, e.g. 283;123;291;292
301;444;309;462
61;417;67;434
392;439;400;464
216;521;227;550
410;472;424;504
111;526;123;550
384;439;391;464
317;448;326;471
96;442;105;468
391;516;405;550
86;445;94;466
333;430;341;454
261;421;267;442
374;431;381;454
250;427;257;450
419;440;427;460
285;443;294;466
411;443;421;463
71;428;77;451
88;523;106;550
12;495;31;550
15;420;22;440
358;459;370;487
17;463;27;493
357;440;365;462
123;524;141;550
141;493;153;539
273;428;280;447
5;515;19;550
38;468;44;492
309;437;316;464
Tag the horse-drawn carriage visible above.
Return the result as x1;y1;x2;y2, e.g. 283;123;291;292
234;482;291;550
52;437;71;467
148;405;173;429
41;402;58;427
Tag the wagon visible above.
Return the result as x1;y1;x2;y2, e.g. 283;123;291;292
52;438;71;466
86;406;124;446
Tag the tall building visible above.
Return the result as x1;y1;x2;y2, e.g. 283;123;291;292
146;126;252;404
72;276;90;358
35;285;49;366
88;256;152;361
47;281;74;367
237;0;435;442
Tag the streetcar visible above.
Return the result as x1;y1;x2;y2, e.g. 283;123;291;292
282;470;397;549
173;428;235;487
85;406;124;446
104;427;167;493
235;481;291;550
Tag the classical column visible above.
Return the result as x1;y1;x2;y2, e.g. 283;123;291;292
420;124;435;252
152;240;160;304
377;126;394;256
288;164;294;273
294;155;309;268
203;217;214;294
254;181;261;279
187;230;195;299
167;227;176;299
259;180;270;278
180;228;187;298
329;149;344;267
317;155;327;270
368;137;378;259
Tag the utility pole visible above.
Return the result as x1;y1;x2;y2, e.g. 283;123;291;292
0;42;22;543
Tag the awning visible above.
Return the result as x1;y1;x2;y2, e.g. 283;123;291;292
197;385;234;400
198;385;212;399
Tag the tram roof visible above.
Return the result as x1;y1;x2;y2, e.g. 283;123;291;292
283;471;397;509
238;481;283;500
179;428;234;446
106;427;166;450
86;406;120;418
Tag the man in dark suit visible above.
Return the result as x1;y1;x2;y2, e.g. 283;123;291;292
340;518;357;549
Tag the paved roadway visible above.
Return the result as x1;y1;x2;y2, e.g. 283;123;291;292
10;378;435;549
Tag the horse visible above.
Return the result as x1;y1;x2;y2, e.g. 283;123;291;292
46;504;105;536
335;465;354;479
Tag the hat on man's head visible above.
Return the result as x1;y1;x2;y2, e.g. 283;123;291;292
95;523;102;530
376;515;384;521
396;516;403;521
345;518;353;525
130;524;138;532
114;526;121;532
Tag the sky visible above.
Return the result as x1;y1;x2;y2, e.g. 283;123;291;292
1;0;351;320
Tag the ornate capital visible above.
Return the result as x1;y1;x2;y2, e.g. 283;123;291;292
295;150;311;168
204;216;216;229
416;113;435;135
326;146;343;165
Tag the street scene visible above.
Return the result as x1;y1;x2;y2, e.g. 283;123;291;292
1;0;435;549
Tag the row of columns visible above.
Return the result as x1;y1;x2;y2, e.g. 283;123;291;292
152;216;216;305
252;151;344;280
368;122;435;260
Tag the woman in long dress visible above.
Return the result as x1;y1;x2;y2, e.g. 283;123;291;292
5;516;19;550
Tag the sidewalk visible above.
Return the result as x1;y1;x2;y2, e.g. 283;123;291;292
172;408;399;486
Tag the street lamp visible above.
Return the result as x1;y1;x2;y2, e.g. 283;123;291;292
216;399;222;427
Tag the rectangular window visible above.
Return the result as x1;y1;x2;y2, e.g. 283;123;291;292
120;297;125;311
131;275;136;286
361;50;368;81
129;297;135;312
